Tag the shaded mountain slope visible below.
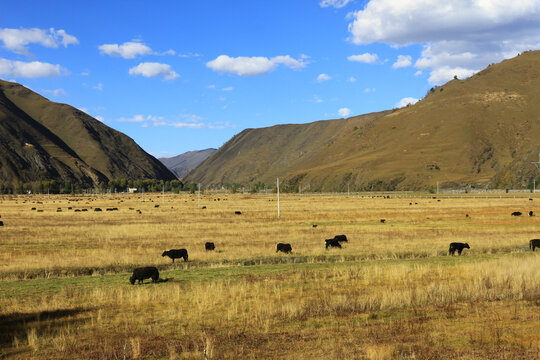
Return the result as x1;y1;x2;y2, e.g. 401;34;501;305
159;148;216;178
187;51;540;190
0;79;176;186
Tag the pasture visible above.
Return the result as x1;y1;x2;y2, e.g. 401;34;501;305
0;192;539;359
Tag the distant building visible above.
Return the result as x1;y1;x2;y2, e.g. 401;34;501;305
128;188;138;193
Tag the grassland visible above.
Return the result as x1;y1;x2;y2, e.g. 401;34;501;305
0;192;539;359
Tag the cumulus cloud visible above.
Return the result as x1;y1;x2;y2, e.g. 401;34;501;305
99;41;152;59
116;113;230;129
206;55;307;76
347;0;540;84
0;58;64;78
320;0;351;8
317;73;331;82
396;97;419;108
347;53;379;64
338;107;352;117
128;62;179;80
95;116;105;122
347;76;357;82
0;27;78;55
93;83;103;91
392;55;412;68
42;88;67;97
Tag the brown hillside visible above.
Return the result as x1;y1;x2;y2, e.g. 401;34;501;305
186;51;540;190
0;80;177;186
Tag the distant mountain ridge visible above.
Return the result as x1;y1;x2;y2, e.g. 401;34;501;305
159;148;216;178
0;79;176;187
186;51;540;190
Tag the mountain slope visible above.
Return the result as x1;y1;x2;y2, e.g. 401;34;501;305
0;79;177;186
186;51;540;190
159;148;216;178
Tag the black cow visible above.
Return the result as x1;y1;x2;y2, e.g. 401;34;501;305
529;211;534;216
380;219;386;223
162;249;188;262
235;211;242;215
334;235;348;243
449;242;470;256
129;266;159;285
325;238;342;249
205;242;215;251
511;211;522;216
0;221;3;227
530;239;540;251
94;208;102;212
276;243;292;253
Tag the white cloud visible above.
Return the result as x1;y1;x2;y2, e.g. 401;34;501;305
427;66;477;84
317;73;331;82
392;55;412;68
320;0;351;8
222;86;233;91
206;54;307;76
128;62;179;80
347;1;540;84
116;113;230;129
81;71;89;76
0;27;78;55
95;116;105;122
42;88;67;97
338;107;351;117
347;53;379;64
396;97;419;108
0;58;64;78
414;70;422;76
364;88;376;93
207;84;216;89
99;41;152;59
347;76;357;82
93;83;103;91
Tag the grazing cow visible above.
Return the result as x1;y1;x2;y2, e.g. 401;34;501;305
154;205;159;208
202;206;207;209
0;221;3;227
325;238;342;249
465;214;470;218
511;211;522;216
380;219;386;223
530;239;540;251
276;243;292;253
94;208;102;212
162;249;188;262
129;266;159;285
235;211;242;215
31;207;36;210
312;224;318;228
334;235;348;243
449;242;470;256
205;242;215;251
529;211;534;216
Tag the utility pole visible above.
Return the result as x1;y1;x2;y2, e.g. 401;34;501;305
347;183;350;196
277;178;280;218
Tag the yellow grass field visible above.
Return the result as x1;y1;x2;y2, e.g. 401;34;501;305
0;192;539;359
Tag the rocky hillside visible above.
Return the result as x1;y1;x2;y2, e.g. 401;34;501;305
186;51;540;191
159;148;216;178
0;79;176;187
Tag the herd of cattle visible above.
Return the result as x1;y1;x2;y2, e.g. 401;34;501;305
130;235;540;285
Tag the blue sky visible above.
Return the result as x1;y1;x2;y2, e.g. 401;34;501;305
2;0;540;157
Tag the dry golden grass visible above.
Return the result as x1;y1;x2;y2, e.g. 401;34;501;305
0;192;539;359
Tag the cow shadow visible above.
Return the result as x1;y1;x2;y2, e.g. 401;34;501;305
0;307;90;356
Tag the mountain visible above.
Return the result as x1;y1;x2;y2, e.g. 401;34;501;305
159;148;216;178
186;51;540;191
0;79;176;187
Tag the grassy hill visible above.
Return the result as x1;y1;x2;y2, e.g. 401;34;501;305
186;51;540;191
0;79;176;188
159;148;216;178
